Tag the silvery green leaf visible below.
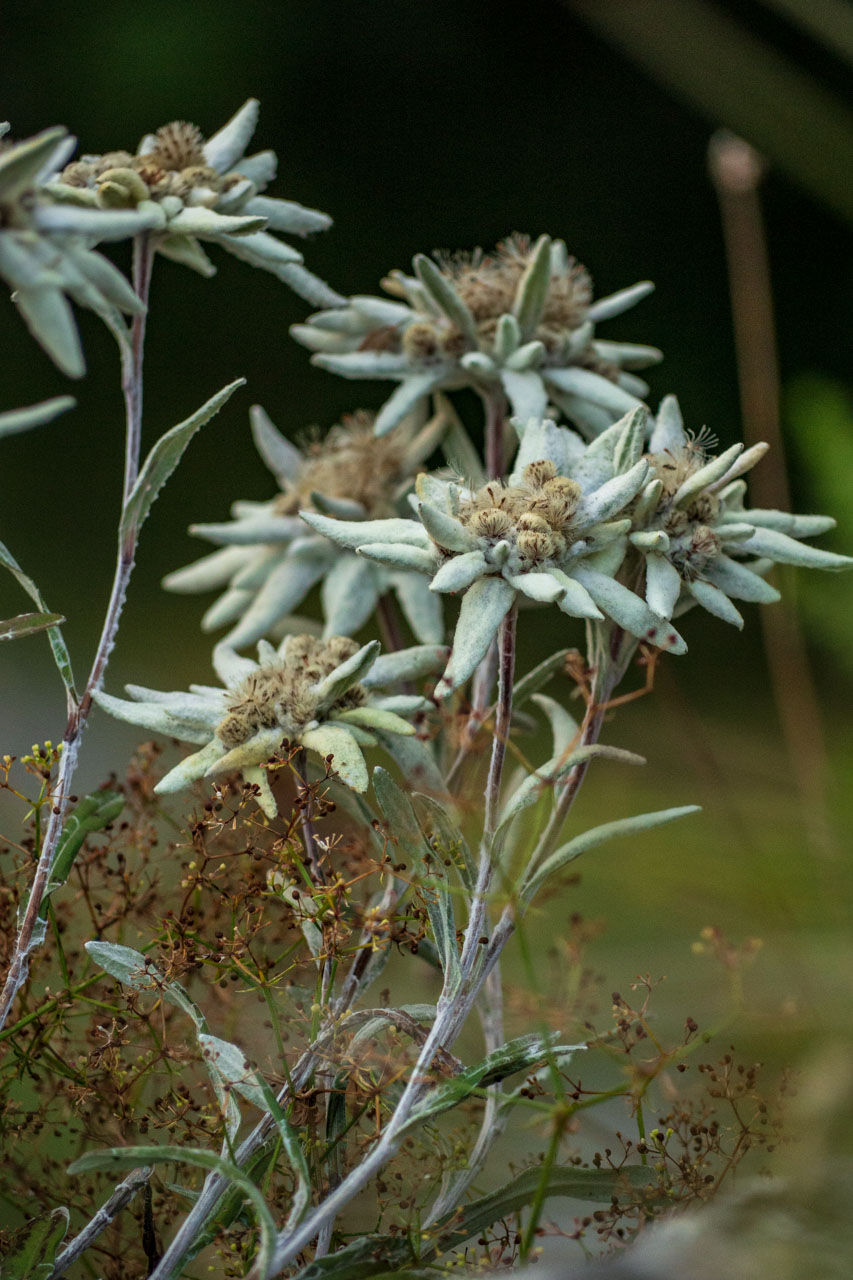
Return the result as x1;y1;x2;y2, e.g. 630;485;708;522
387;568;445;643
198;1033;266;1109
648;394;686;453
0;1205;69;1278
210;176;255;212
310;490;366;519
703;554;781;602
163;545;249;594
242;766;277;818
522;805;700;903
212;644;257;687
92;692;213;744
15;285;85;378
430;551;489;593
512;648;571;708
243;194;331;234
717;522;759;543
673;443;743;508
438;403;487;486
321;553;380;635
586;279;654;322
121;380;244;539
372;729;446;795
334;706;415;735
495;312;521;360
508;571;564;603
310;640;380;705
223;551;329;648
545;366;644;415
124;685;221;716
495;743;645;842
593;340;663;369
0;610;65;642
66;246;145;314
249;403;304;478
359;542;438;573
512;233;552;338
290;322;354;353
309;349;413;379
375;371;450;436
203;98;259;171
500;368;548;422
208;727;285;775
509;415;577;481
505;339;545;372
418;501;476;553
706;441;769;490
301;511;431;550
234;148;277;187
301;724;368;791
459;350;496;376
531;692;579;757
0;539;75;694
687;578;744;627
434;575;516;697
616;371;650;397
580;536;628;577
547;569;603;619
266;261;345;306
85;941;151;989
190;510;296;544
155;233;217;277
166;206;267;239
413;470;455;513
0;395;74;439
414;253;477;342
549;388;621;440
215;228;302;273
629;530;669;552
644;553;682;617
723;509;835;538
633;477;664;521
577;459;649;525
362;644;449;688
739;527;853;570
612;407;650;473
373;694;431;714
570;566;687;652
202;586;254;631
0;126;67;201
33;203;165;239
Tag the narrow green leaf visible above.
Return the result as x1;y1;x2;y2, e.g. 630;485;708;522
0;395;75;440
0;611;64;642
2;1206;69;1279
120;379;245;539
0;538;76;697
39;789;123;918
67;1146;276;1277
523;805;701;904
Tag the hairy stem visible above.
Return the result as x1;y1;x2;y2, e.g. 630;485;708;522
0;235;154;1034
50;1166;152;1279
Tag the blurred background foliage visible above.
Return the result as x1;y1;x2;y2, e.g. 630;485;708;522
2;0;853;1257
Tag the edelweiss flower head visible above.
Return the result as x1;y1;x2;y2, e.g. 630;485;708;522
49;100;341;305
291;233;661;437
303;414;687;698
163;406;447;648
625;395;853;625
0;124;157;375
94;635;447;816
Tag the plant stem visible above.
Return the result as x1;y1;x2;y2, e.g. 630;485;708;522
0;235;154;1035
375;592;405;654
50;1166;152;1280
483;385;509;480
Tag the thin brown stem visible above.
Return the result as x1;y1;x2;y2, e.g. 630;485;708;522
483;385;509;480
709;132;838;860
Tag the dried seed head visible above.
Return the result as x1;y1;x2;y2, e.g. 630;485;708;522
401;322;440;361
147;121;206;171
216;635;367;748
516;512;552;535
468;508;514;539
517;529;556;562
275;412;407;519
523;460;559;488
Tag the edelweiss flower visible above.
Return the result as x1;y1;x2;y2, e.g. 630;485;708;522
0;124;158;376
623;396;853;625
291;233;660;437
303;416;686;698
163;407;447;649
49;100;341;305
94;635;446;816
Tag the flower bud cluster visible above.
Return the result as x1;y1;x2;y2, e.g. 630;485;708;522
454;461;583;570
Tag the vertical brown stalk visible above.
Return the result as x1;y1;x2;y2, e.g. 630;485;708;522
708;131;838;860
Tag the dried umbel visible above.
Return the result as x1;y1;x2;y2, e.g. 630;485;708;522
94;635;447;815
163;406;447;648
292;233;661;437
49;100;340;304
